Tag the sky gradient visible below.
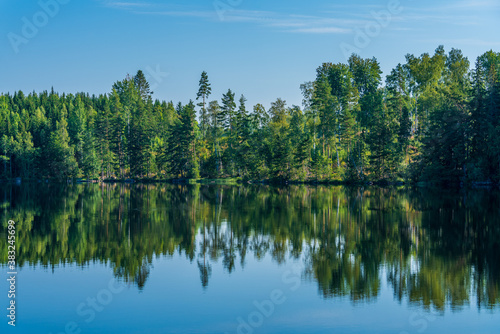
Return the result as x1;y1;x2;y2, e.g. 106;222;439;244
1;0;499;109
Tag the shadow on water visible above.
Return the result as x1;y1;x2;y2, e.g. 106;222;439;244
0;183;499;311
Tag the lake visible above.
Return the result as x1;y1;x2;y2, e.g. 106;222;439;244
1;184;499;333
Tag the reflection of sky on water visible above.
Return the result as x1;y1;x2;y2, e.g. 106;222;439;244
0;184;499;333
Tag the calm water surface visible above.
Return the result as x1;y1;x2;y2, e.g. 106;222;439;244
0;184;499;333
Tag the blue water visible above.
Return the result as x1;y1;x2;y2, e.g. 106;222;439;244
2;256;498;334
0;184;499;333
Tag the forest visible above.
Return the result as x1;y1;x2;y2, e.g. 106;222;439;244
1;46;499;185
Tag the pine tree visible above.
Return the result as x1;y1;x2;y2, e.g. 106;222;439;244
221;89;236;175
81;123;100;179
268;99;291;180
165;101;199;178
312;75;335;160
367;90;394;180
234;95;251;176
251;103;269;130
46;107;78;179
95;98;116;179
109;89;127;178
196;71;212;140
420;49;471;184
134;70;153;102
0;135;13;178
221;89;236;130
288;106;309;180
206;100;223;176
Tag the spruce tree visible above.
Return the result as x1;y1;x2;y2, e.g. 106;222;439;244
134;70;153;102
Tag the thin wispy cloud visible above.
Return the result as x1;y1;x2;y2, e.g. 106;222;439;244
396;0;499;26
326;1;498;31
134;10;213;18
400;13;482;26
267;22;307;28
100;2;357;35
217;10;354;34
98;0;498;35
100;1;153;9
290;27;351;34
448;0;500;9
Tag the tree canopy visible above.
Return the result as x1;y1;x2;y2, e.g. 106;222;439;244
1;47;499;185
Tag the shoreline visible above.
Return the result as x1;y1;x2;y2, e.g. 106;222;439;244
1;177;499;189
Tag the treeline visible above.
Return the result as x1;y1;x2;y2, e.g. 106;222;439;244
1;46;499;184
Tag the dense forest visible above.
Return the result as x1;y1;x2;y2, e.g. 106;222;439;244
1;46;499;184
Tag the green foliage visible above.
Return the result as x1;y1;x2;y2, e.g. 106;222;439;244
0;48;499;183
2;183;499;303
134;70;153;102
196;71;212;140
164;101;200;178
45;110;78;179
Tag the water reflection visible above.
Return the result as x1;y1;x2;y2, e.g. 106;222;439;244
0;184;498;311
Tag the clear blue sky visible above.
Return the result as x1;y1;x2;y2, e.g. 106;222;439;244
1;0;499;109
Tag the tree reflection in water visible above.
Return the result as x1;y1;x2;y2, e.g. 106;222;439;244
0;184;498;311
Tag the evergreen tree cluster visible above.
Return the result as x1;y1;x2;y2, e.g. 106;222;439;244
1;47;499;184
